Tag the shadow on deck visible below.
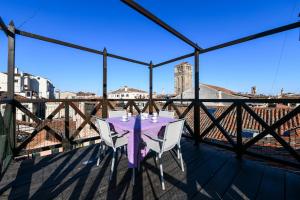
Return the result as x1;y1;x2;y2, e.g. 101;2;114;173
1;138;300;200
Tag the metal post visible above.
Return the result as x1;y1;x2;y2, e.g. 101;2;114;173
102;48;108;118
236;102;243;158
149;61;153;114
5;21;16;153
194;50;200;145
63;102;71;150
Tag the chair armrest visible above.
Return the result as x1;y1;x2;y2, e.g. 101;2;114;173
111;130;129;138
143;132;164;142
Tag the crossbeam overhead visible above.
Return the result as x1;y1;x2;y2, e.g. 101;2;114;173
201;22;300;54
14;28;149;66
121;0;202;51
154;52;194;68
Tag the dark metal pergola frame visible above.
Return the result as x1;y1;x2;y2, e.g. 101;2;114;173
1;0;300;165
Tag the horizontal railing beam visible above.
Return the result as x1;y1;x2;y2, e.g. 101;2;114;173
14;29;149;66
201;21;300;53
14;98;300;104
154;52;194;68
121;0;202;51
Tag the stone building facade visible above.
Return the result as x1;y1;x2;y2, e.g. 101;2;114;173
174;62;192;95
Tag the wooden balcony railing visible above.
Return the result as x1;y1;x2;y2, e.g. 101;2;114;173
1;98;300;171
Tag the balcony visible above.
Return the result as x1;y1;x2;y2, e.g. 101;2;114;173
1;1;300;199
1;98;300;199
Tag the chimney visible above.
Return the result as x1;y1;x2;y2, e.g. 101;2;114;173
124;86;128;92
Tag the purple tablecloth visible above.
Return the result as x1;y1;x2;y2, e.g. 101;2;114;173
107;116;175;168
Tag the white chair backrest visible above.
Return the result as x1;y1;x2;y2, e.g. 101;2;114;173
159;110;175;119
108;110;127;118
162;119;185;151
96;118;113;146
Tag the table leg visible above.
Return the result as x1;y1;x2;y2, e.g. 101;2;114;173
132;168;135;186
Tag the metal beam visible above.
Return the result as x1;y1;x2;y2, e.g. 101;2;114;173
15;29;103;54
154;52;194;68
149;61;153;114
102;48;108;118
194;50;200;145
201;21;300;53
0;17;10;36
14;28;149;66
107;52;149;66
121;0;202;51
6;21;16;152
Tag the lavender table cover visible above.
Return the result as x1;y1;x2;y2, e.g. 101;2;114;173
107;116;175;168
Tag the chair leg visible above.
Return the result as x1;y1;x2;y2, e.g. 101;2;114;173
97;143;103;166
158;154;165;190
132;168;135;186
110;150;116;180
178;145;184;172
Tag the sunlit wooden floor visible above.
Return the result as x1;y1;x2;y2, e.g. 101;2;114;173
1;138;300;200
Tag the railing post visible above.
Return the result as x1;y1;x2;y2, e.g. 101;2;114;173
102;48;108;118
236;102;243;158
4;21;16;154
194;49;200;146
149;61;153;114
63;102;71;150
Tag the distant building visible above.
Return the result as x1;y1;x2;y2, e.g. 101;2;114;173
174;62;192;95
108;86;148;99
173;83;246;106
0;68;55;99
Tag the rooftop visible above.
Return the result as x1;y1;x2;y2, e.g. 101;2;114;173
1;138;300;199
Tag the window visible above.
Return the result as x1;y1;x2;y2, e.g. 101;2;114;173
121;94;124;97
126;94;129;97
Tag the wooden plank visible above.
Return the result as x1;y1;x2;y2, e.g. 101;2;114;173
131;101;141;114
194;157;241;199
69;102;98;132
141;101;149;113
199;102;236;147
179;101;194;119
152;101;160;113
70;102;101;141
285;171;300;200
223;160;265;200
2;139;300;200
200;103;235;138
256;167;285;200
242;103;300;162
159;150;229;200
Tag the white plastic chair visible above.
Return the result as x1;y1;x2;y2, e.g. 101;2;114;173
95;117;128;180
143;119;185;190
159;110;175;118
108;110;127;118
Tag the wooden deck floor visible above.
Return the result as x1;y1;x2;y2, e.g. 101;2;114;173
1;139;300;200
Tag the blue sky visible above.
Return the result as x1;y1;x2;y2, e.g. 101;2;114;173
0;0;299;95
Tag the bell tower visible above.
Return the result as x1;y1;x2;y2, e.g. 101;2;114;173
174;62;192;95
